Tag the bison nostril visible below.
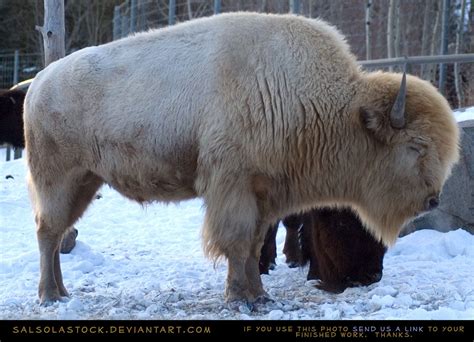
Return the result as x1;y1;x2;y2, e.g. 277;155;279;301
426;196;440;211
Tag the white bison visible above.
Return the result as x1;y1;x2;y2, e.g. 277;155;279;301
24;12;459;305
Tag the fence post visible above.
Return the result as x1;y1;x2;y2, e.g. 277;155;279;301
439;0;450;95
6;147;11;161
13;51;20;159
130;0;137;33
290;0;300;14
214;0;221;14
113;6;121;40
13;148;22;159
121;10;129;37
168;0;176;25
13;50;19;86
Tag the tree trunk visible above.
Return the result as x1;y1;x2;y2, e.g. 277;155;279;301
394;0;401;58
36;0;65;67
421;0;434;78
428;0;443;83
365;0;372;60
438;0;451;96
387;0;395;70
455;0;467;107
187;0;193;19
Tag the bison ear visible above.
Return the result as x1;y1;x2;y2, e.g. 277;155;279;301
359;107;392;144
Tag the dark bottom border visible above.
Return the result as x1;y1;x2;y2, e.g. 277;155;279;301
1;320;473;341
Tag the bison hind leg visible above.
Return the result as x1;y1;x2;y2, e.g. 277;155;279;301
259;223;278;274
30;169;103;304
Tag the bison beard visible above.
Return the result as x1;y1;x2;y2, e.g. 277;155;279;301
24;13;459;306
260;208;386;294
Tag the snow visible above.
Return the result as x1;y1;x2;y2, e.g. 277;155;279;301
454;106;474;122
1;158;473;320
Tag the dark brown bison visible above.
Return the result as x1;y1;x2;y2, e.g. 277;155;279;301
259;214;304;274
260;208;386;293
0;89;26;148
24;13;459;305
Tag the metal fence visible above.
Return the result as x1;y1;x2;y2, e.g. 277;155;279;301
0;52;43;89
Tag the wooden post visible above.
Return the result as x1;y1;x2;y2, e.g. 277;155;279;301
214;0;221;14
113;6;121;40
36;0;65;67
439;0;450;95
13;50;19;85
169;0;176;25
130;0;137;33
290;0;300;14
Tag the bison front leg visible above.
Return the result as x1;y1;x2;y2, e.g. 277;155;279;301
201;173;262;304
246;231;271;302
225;254;254;302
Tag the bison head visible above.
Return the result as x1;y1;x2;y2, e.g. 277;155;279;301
351;71;459;246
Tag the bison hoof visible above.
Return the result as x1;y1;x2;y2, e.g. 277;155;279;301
227;300;254;313
287;261;301;268
259;262;277;275
254;294;274;305
39;292;67;306
316;282;345;294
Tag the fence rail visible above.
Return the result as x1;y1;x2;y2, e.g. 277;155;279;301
0;52;43;89
360;54;474;68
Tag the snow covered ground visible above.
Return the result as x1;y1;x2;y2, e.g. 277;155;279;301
454;106;474;123
0;107;473;320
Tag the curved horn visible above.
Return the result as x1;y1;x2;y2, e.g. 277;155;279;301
390;71;406;129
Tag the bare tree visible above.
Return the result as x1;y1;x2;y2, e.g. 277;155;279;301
186;0;193;19
36;0;65;66
426;0;443;83
64;0;120;53
394;0;401;58
365;0;372;60
421;0;435;77
455;0;467;106
387;0;395;69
